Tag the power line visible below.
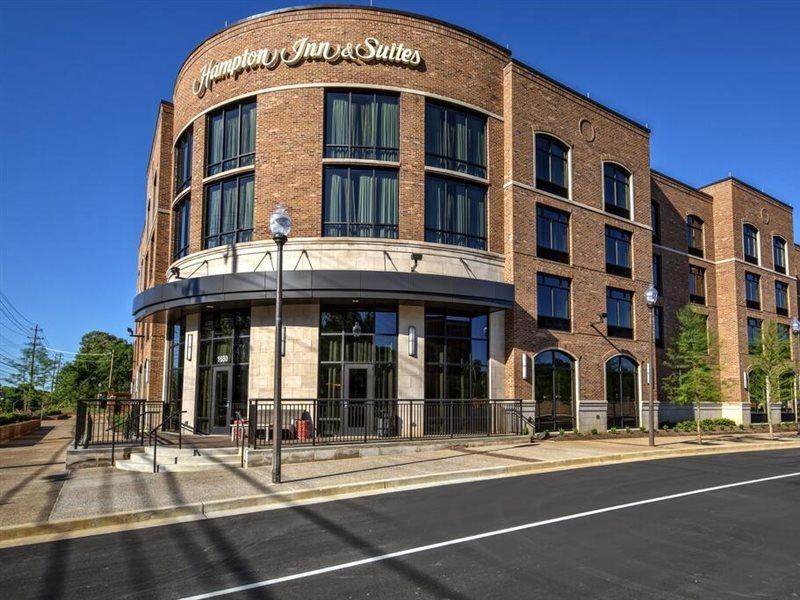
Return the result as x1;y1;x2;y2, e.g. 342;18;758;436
0;302;33;335
42;345;112;357
0;291;34;326
0;311;31;337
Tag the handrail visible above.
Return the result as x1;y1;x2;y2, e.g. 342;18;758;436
235;411;246;468
149;408;187;473
106;404;146;467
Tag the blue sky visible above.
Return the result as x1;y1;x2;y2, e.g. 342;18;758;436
0;0;798;356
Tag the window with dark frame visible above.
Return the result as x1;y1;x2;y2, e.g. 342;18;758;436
165;317;186;431
688;265;706;305
175;129;193;195
172;197;191;260
652;254;662;292
424;310;488;400
424;175;486;250
651;202;660;245
777;323;791;359
745;272;761;310
203;173;254;249
425;101;486;178
323;166;398;238
743;224;759;264
324;91;399;161
537;273;571;331
687;215;704;257
605;225;632;278
773;236;787;274
607;287;634;339
654;305;664;348
206;99;256;176
535;134;569;198
747;317;762;354
536;204;569;263
776;281;789;316
603;163;631;219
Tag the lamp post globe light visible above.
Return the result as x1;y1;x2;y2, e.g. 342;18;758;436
270;205;292;484
645;284;659;447
791;318;800;434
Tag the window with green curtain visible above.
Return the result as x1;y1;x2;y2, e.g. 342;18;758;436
425;101;486;178
206;99;256;176
203;174;254;248
323;166;398;238
175;129;193;194
425;175;486;250
172;196;190;260
324;91;399;161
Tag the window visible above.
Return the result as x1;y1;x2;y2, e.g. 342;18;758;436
537;273;571;331
651;202;660;245
776;281;789;316
325;91;399;161
424;311;488;399
747;317;762;354
534;350;575;431
172;197;191;260
743;224;759;264
606;355;638;429
425;175;486;250
654;305;664;348
536;204;569;263
652;254;662;292
773;236;787;274
535;134;569;197
323;167;398;238
603;163;631;219
687;215;704;258
605;225;632;278
689;265;706;305
745;272;761;310
203;174;254;248
607;287;634;339
425;102;486;178
206;100;256;176
319;307;397;400
165;317;186;431
175;129;193;194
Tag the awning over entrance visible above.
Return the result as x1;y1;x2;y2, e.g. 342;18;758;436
132;270;514;320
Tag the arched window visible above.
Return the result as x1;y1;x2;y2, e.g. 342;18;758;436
686;215;704;257
773;236;787;274
535;134;569;198
603;163;631;219
748;368;766;423
606;355;638;429
779;371;796;422
534;350;575;431
743;224;760;265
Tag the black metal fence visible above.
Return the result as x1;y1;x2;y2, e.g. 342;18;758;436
73;399;163;448
247;399;525;448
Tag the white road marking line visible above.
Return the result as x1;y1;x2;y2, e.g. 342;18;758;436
178;471;800;600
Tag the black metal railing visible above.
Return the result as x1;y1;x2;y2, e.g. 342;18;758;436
74;399;163;449
148;408;187;473
246;399;524;448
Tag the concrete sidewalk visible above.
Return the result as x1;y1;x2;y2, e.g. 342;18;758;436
45;431;800;518
0;417;74;527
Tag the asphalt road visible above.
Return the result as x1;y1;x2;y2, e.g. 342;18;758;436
2;449;799;600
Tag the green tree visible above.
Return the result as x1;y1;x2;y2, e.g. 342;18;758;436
663;305;721;444
3;338;56;410
51;331;132;407
749;320;793;439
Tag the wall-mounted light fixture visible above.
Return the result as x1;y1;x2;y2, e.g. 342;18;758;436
743;370;749;390
170;266;184;279
522;353;529;380
281;325;286;357
186;333;194;361
127;327;144;339
408;325;417;357
411;253;423;272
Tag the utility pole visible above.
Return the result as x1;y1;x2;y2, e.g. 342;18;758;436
26;324;39;412
107;347;115;396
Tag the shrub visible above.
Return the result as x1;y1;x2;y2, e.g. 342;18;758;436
610;427;618;434
558;428;565;437
543;430;551;439
573;428;579;435
675;418;737;433
521;426;529;436
0;412;33;426
591;428;598;435
625;427;632;434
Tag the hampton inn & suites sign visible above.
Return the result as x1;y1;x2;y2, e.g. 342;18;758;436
192;36;423;96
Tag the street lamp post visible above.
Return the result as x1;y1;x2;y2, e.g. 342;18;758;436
791;318;800;436
270;205;292;484
645;285;659;447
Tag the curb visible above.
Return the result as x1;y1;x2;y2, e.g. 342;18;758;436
2;439;799;546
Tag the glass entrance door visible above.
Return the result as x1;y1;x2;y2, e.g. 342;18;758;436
211;366;233;435
606;356;638;429
343;365;373;436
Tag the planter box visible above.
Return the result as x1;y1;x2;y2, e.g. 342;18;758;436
0;418;41;444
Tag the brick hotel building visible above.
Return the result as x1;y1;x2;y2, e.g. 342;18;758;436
132;5;798;435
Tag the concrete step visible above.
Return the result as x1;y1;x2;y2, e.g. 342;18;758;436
139;446;239;458
116;447;243;472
